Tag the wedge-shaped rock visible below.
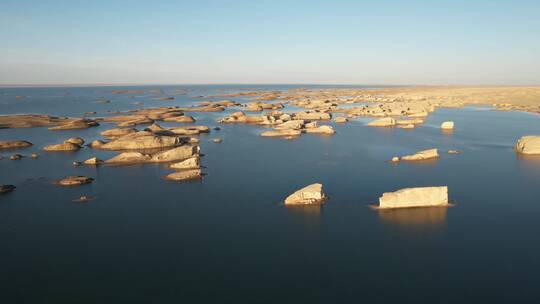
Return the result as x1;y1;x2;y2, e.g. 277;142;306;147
105;152;151;164
150;146;200;163
261;129;302;137
401;148;439;161
84;157;103;165
44;142;81;151
367;117;396;127
285;183;326;205
165;169;202;181
515;136;540;154
169;157;200;169
100;128;137;138
48;119;98;130
57;176;94;186
378;186;448;209
64;137;85;146
99;133;180;150
0;140;32;149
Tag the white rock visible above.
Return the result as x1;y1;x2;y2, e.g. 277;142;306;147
284;183;326;205
441;121;454;130
378;186;448;209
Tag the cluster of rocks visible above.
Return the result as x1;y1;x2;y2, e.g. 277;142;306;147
44;137;85;151
391;149;439;163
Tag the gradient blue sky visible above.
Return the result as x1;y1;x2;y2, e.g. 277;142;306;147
1;0;539;85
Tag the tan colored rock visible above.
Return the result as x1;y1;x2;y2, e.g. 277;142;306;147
0;140;32;149
100;128;137;138
378;186;449;209
274;120;304;130
261;129;302;137
48;119;98;130
391;156;400;162
304;125;335;135
169;157;200;169
84;157;103;165
10;154;22;160
150;146;200;163
99;134;181;150
89;140;106;148
212;138;222;143
105;152;151;164
64;137;85;146
401;148;439;161
515;136;540;154
163;115;196;123
284;183;326;205
334;116;348;123
304;121;318;129
293;111;331;120
441;121;454;130
165;169;202;181
367;117;396;127
57;176;94;186
44;142;81;151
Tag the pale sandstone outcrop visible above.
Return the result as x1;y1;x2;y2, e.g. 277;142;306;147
274;120;305;130
98;133;181;150
84;157;103;165
441;121;454;130
378;186;449;209
100;128;137;138
56;176;94;186
304;125;335;135
334;116;348;123
163;115;196;123
261;129;302;137
367;117;396;127
150;146;200;163
64;137;85;146
284;183;327;205
105;152;151;164
165;169;202;181
44;142;81;151
292;111;331;121
169;157;200;169
401;149;439;161
515;136;540;154
89;140;106;148
0;140;32;149
48;119;98;130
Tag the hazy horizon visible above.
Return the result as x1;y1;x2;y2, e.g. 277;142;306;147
1;0;539;86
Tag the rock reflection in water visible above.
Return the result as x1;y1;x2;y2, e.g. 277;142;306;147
378;206;447;228
285;204;323;227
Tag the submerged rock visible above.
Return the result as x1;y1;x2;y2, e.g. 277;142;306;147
0;140;32;149
212;138;222;143
165;169;202;181
10;154;22;160
73;195;95;202
0;185;16;194
378;186;449;209
44;142;81;151
30;153;39;158
261;129;302;137
515;136;540;154
400;148;439;161
447;149;461;154
367;117;396;127
57;176;94;186
441;121;454;130
284;183;327;205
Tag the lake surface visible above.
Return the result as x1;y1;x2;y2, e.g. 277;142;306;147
2;85;540;303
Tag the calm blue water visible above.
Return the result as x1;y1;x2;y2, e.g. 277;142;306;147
2;85;540;303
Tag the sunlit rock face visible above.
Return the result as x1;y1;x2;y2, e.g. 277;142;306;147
401;149;439;161
441;121;454;130
284;183;327;205
378;186;448;209
515;136;540;154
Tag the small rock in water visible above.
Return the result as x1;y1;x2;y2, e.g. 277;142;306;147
441;121;454;130
10;154;22;160
0;185;16;194
73;195;95;202
212;138;222;143
44;142;81;151
213;127;221;131
31;153;39;158
391;156;400;162
447;149;461;154
165;169;202;181
400;148;439;161
83;157;103;165
72;161;82;166
378;186;449;209
57;176;94;186
284;183;327;205
64;137;85;146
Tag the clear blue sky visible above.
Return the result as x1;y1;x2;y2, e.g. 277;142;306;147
1;0;539;85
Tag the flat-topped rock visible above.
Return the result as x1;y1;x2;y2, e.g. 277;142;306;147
150;145;200;163
292;111;332;121
515;136;540;154
99;133;181;150
261;129;302;137
100;128;137;138
378;186;448;209
163;115;196;123
0;140;32;149
48;119;98;130
367;117;396;127
165;169;202;181
334;116;348;123
57;176;94;186
285;183;327;205
44;142;81;151
304;125;335;135
105;152;151;164
400;148;439;161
